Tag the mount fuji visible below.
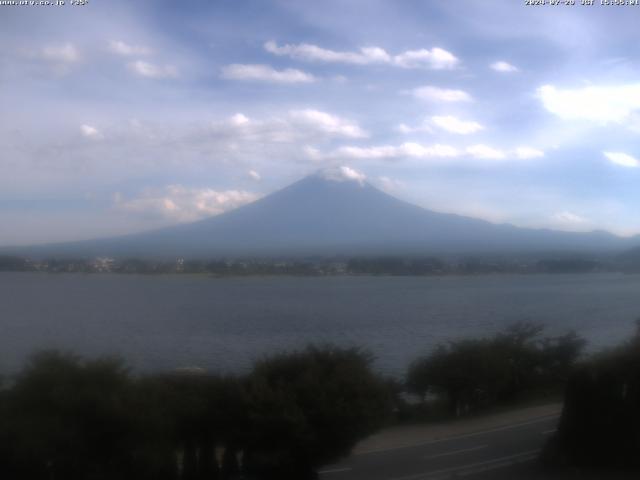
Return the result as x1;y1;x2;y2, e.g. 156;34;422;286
7;171;638;258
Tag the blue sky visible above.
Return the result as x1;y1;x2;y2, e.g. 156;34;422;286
2;0;640;245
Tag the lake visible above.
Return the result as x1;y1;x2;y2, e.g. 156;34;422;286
1;272;639;377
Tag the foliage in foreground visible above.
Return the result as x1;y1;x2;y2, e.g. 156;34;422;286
406;322;586;416
0;323;598;478
543;322;640;471
0;346;392;480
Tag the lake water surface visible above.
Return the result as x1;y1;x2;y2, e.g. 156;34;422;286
1;272;639;377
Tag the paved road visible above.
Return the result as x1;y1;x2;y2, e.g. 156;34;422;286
319;411;560;480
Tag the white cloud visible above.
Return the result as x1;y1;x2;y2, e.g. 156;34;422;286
431;115;484;135
396;120;434;134
537;84;640;123
248;169;261;181
229;113;250;126
41;43;79;63
303;146;323;162
336;143;460;160
514;146;545;159
339;166;366;183
332;142;535;163
108;40;151;56
409;86;472;102
400;116;488;136
332;142;539;163
265;41;390;65
320;165;367;185
265;41;458;69
80;124;103;140
603;151;640;168
128;60;178;79
221;64;315;83
115;185;259;222
288;109;367;138
3;109;377;200
333;145;399;160
490;61;519;73
214;114;295;143
552;211;588;224
393;47;459;69
396;123;415;134
466;144;506;160
377;176;404;192
219;110;367;142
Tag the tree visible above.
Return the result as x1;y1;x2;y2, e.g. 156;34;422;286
242;345;392;480
539;330;586;385
0;346;394;480
139;372;249;480
4;351;140;480
545;323;640;470
407;323;586;416
407;339;512;416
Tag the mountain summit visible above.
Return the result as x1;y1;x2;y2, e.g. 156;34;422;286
10;172;638;258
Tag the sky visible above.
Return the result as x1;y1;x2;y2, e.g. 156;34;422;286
2;0;640;246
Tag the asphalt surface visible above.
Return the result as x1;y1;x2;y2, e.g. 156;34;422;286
319;413;560;480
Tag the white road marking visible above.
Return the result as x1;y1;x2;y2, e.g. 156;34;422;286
358;414;558;455
541;428;557;435
318;467;352;475
423;444;488;460
389;449;540;480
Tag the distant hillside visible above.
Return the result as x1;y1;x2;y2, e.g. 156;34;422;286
617;246;640;271
5;172;639;259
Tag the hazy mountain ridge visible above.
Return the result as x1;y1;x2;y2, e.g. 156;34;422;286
5;173;639;259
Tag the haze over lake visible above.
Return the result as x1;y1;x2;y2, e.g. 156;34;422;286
2;272;639;377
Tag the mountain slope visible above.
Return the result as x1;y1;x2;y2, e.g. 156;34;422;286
8;173;639;258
